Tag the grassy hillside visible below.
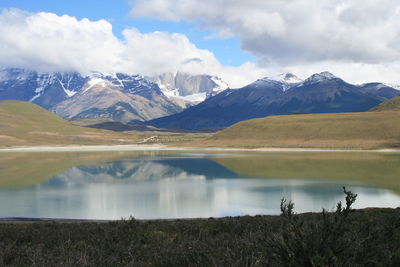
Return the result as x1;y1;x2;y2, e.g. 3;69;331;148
370;96;400;111
0;100;140;147
194;111;400;149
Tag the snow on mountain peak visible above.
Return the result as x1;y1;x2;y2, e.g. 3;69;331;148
299;71;340;86
310;71;338;80
274;73;303;84
251;74;300;91
253;77;280;86
148;72;229;103
85;77;109;91
383;83;400;90
210;76;229;93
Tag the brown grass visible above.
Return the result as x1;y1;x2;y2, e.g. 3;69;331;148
0;100;141;147
370;96;400;112
192;111;400;149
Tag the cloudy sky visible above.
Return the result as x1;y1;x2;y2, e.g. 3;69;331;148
1;0;399;87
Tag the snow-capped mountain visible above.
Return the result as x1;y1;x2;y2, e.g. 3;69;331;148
384;83;400;90
0;68;87;108
148;72;229;103
87;72;164;99
147;72;400;131
250;73;303;92
0;68;185;123
53;76;183;123
274;72;303;91
297;71;340;87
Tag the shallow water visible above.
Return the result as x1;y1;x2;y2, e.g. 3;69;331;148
0;151;399;219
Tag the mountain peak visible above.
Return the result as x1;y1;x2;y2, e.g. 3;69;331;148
301;71;340;86
250;73;301;92
383;83;400;90
251;77;282;87
148;72;229;103
309;71;338;80
274;73;303;84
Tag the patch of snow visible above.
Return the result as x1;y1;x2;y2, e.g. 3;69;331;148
58;79;77;97
172;92;207;102
162;88;180;98
112;73;124;87
384;83;400;90
224;90;233;97
0;70;10;82
84;78;108;91
29;87;45;102
251;77;282;88
298;71;339;87
274;73;303;84
210;76;229;94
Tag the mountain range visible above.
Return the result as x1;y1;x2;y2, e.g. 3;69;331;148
1;68;399;131
0;69;190;123
147;72;400;130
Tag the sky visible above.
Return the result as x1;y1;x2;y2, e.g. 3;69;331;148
0;0;399;87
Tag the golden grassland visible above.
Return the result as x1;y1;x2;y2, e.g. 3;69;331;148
191;111;400;149
0;100;142;147
0;100;209;147
370;96;400;112
2;100;400;150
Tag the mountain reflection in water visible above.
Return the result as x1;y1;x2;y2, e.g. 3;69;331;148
0;152;399;220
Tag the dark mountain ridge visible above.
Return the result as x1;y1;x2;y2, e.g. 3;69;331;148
146;72;400;130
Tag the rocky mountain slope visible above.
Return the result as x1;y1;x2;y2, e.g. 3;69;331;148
0;68;185;123
148;72;229;103
0;68;86;109
147;72;400;130
52;72;183;123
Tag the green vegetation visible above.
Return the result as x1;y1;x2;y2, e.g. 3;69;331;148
194;111;400;149
0;100;140;147
0;197;399;266
370;96;400;111
272;188;360;266
214;152;400;194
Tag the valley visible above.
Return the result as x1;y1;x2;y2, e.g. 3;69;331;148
1;68;400;150
1;3;400;266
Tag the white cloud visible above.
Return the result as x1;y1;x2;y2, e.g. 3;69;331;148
285;61;400;85
0;9;124;74
0;8;267;87
2;4;400;88
131;0;400;84
131;0;400;64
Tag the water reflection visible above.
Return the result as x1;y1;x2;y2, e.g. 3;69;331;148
0;152;399;219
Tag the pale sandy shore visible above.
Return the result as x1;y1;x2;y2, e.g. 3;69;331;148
0;144;400;153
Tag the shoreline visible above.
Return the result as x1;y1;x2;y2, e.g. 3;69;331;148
0;144;400;153
1;207;398;224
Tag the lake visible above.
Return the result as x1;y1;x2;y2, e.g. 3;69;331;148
0;150;399;219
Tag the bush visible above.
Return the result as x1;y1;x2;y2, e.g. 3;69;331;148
269;187;359;266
